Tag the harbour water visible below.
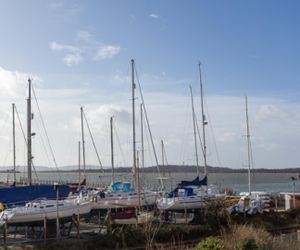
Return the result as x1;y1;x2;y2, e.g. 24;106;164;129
3;171;299;194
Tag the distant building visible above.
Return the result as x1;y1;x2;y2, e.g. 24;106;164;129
281;192;300;210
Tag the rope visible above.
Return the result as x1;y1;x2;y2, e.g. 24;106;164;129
178;93;191;166
204;97;222;167
134;64;164;190
82;109;104;174
31;85;61;181
33;117;52;169
113;121;126;167
15;106;27;143
194;112;205;156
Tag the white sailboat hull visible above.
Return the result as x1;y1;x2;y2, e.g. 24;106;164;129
0;198;92;226
156;195;211;211
92;191;157;209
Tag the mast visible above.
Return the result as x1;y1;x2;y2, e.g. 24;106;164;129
110;116;115;183
245;96;251;194
140;103;144;170
136;150;141;210
198;63;208;176
12;103;16;183
27;78;32;185
189;85;200;176
161;140;164;167
78;141;81;183
80;106;86;179
161;140;165;177
131;59;137;189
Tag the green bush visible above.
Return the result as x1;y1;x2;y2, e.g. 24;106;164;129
237;237;258;250
196;236;225;250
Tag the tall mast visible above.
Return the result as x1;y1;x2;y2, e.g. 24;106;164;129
198;63;208;176
110;116;115;183
131;59;137;188
136;150;141;210
80;106;86;179
12;103;16;183
161;140;165;177
78;141;81;183
245;96;251;194
140;103;144;170
189;86;200;176
161;140;164;167
27;78;32;185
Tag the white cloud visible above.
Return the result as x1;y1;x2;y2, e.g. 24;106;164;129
50;42;82;67
50;42;80;52
76;30;93;43
114;74;130;83
257;143;278;151
1;65;300;170
0;67;38;98
217;132;238;143
94;45;121;60
149;13;159;19
50;33;121;66
256;104;294;122
63;53;83;67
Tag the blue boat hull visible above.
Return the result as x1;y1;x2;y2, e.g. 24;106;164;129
0;184;71;206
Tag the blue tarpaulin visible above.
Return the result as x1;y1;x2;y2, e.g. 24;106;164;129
184;187;194;197
0;184;70;207
168;176;207;198
179;176;207;187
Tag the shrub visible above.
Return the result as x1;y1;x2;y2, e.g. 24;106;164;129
237;237;258;250
196;236;225;250
222;224;272;250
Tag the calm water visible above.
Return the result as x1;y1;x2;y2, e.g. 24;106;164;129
3;171;299;194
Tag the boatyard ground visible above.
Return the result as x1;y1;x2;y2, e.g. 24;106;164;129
2;205;300;249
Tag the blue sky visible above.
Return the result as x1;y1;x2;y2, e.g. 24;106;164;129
0;0;299;170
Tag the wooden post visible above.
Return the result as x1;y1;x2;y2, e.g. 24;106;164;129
43;216;47;244
135;207;138;228
77;214;80;239
3;218;7;246
98;210;101;232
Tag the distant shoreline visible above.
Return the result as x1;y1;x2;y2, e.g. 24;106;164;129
3;164;298;174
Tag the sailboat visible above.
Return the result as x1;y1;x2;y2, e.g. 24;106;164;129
156;63;216;211
229;97;270;215
92;60;157;211
0;194;91;226
0;79;70;207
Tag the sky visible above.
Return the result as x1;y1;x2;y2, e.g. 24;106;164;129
0;0;299;171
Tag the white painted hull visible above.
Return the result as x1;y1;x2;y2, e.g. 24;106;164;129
0;198;92;225
92;191;157;209
157;195;215;211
